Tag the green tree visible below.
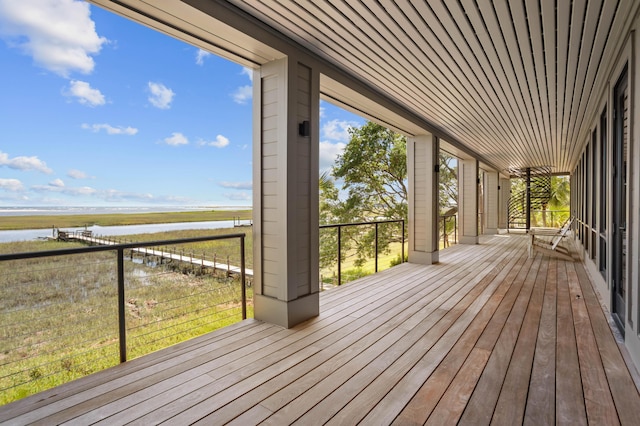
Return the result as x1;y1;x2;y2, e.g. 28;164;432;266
332;122;408;221
320;122;463;270
319;122;407;270
439;152;458;246
439;152;458;209
547;175;571;226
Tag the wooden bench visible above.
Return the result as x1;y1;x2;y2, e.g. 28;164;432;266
529;217;574;261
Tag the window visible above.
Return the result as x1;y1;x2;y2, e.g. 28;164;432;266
599;107;607;275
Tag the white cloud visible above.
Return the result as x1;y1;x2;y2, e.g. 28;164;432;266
230;67;254;104
163;132;188;146
198;135;229;148
67;80;105;106
319;141;346;172
322;119;357;143
49;178;65;187
241;67;254;82
101;189;152;201
99;189;191;204
224;191;251;201
81;123;138;135
32;183;97;196
67;169;90;179
219;181;252;190
0;178;24;191
195;48;211;65
148;82;174;109
29;182;192;204
0;151;52;174
0;0;107;77
232;85;252;105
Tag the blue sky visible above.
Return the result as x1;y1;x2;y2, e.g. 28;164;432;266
0;0;364;208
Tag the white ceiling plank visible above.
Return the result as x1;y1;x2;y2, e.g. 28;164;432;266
509;0;549;166
448;1;529;145
567;0;603;155
555;0;572;165
526;0;553;169
561;0;587;159
489;1;545;167
210;0;640;173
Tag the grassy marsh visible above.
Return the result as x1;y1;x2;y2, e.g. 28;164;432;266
0;209;252;231
0;230;252;405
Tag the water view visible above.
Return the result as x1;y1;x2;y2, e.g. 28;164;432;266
0;206;252;243
0;220;238;243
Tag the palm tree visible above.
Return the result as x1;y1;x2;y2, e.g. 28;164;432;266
547;176;571;226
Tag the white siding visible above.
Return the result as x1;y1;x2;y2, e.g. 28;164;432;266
261;73;281;298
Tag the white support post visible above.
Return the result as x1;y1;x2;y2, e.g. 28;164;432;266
459;158;479;244
407;134;439;264
252;56;320;328
484;171;499;234
498;177;510;230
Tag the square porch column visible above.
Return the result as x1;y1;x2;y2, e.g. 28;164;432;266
459;158;479;244
252;57;320;328
498;177;510;229
407;134;439;264
483;171;499;234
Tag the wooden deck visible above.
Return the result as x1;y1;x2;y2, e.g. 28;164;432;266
2;234;640;425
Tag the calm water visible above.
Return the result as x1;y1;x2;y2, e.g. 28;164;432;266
0;206;251;243
0;206;247;216
0;221;240;243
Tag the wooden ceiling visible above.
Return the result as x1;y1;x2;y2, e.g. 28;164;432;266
226;0;637;173
92;0;639;174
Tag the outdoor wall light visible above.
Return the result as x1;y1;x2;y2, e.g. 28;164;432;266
299;120;310;137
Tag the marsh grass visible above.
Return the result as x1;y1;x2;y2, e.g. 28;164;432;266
0;223;401;405
0;210;252;231
0;232;253;405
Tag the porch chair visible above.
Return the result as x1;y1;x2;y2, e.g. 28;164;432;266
528;217;575;261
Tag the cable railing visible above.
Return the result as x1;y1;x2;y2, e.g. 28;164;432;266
319;219;405;287
0;233;248;405
440;213;458;248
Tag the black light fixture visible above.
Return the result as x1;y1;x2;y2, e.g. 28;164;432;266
299;120;310;137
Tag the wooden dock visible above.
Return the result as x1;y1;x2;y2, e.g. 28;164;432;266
61;231;253;278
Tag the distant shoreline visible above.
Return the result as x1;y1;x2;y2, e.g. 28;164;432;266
0;205;250;216
0;209;252;231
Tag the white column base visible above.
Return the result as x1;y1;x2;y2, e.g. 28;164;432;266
459;235;479;245
408;250;439;265
254;292;320;328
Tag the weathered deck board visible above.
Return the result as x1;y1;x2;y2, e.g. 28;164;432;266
390;250;526;425
523;258;557;425
573;260;640;425
555;260;588;425
2;234;640;425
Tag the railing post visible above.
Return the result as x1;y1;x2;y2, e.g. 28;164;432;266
117;248;127;363
374;222;379;273
240;235;246;320
454;216;458;243
337;225;342;286
401;220;405;263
